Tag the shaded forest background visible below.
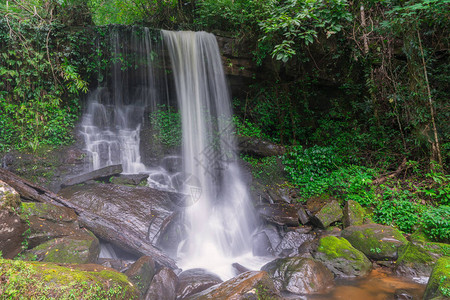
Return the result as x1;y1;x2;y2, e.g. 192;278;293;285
0;0;449;242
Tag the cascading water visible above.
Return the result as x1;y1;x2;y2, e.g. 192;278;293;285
80;27;164;174
163;31;258;278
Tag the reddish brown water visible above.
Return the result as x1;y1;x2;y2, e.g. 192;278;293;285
309;269;426;300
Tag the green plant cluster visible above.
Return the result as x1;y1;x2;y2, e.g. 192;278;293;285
149;105;182;148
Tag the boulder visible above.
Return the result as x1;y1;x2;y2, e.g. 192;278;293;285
58;183;182;267
0;179;21;210
145;267;178;300
341;224;408;260
394;242;438;279
256;203;300;227
237;136;285;158
110;174;149;186
342;200;366;227
0;209;27;259
311;200;343;229
125;256;156;295
261;257;334;295
187;271;279;300
19;202;80;248
423;256;450;300
61;164;123;187
24;234;100;264
274;230;315;257
313;236;372;277
252;231;273;256
0;258;140;299
176;268;223;299
297;206;310;225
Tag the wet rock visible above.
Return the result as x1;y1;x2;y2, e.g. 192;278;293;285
306;197;328;214
261;257;334;295
394;289;414;300
275;230;315;257
176;268;223;299
423;256;450;300
341;224;408;260
394;242;437;279
0;179;21;210
0;209;27;259
342;200;366;227
145;267;178;300
256;203;300;227
59;183;182;266
161;156;182;173
267;187;293;204
187;271;279;300
237;136;285;158
298;238;320;258
297;206;310;225
110;174;149;186
97;258;135;272
313;236;372;277
0;258;140;299
19;202;80;248
252;231;273;256
232;263;250;276
311;200;343;229
61;164;123;187
125;256;156;295
25;234;100;264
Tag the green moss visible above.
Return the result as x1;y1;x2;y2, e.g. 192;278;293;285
424;256;450;299
0;258;139;299
411;230;450;257
318;236;363;260
397;242;433;264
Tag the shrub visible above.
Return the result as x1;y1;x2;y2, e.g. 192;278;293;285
149;105;182;148
421;206;450;243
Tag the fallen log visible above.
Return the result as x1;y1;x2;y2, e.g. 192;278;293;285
0;168;177;269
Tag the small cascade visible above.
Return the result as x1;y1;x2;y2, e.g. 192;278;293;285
80;27;164;174
162;30;256;278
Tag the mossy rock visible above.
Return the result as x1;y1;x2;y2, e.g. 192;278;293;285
395;242;436;278
0;258;140;299
342;200;366;228
124;256;156;295
311;200;343;229
0;180;21;210
25;235;99;264
314;236;372;277
423;256;450;300
341;224;408;260
20;202;77;223
410;230;450;258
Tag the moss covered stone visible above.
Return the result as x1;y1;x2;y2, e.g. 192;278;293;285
395;242;436;278
341;224;408;260
423;256;450;300
343;200;366;228
0;180;21;210
314;236;372;277
410;230;450;258
25;235;99;264
0;258;140;299
312;200;343;229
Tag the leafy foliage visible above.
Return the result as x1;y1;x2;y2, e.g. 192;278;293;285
421;206;450;243
149;105;182;148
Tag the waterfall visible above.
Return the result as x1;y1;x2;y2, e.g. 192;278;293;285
162;31;256;278
80;27;164;174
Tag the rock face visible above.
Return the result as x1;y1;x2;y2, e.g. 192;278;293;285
58;183;182;267
313;236;372;277
423;256;450;300
261;257;334;295
341;224;408;260
0;180;26;259
110;174;149;186
145;267;178;300
187;271;279;300
237;136;285;157
125;256;156;296
0;258;140;299
342;200;366;227
311;200;343;229
256;203;300;227
275;230;315;257
395;242;439;279
176;269;223;299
